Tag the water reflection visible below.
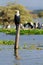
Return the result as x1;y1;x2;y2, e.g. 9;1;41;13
14;59;21;65
14;49;19;59
14;48;21;60
0;45;43;65
14;48;21;65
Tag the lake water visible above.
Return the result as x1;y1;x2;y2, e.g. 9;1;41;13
0;45;43;65
0;32;43;65
0;32;43;46
33;18;43;24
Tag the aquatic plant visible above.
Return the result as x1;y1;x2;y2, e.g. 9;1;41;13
0;40;14;45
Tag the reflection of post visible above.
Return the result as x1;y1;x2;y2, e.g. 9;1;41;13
14;49;19;59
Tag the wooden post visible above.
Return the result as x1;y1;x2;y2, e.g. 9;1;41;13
14;24;20;49
14;24;21;59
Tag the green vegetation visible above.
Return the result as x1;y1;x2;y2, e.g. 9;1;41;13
0;40;42;50
0;4;33;24
32;10;43;17
19;44;43;50
38;12;43;17
0;28;43;35
0;28;16;34
20;29;43;35
0;3;43;25
0;40;14;45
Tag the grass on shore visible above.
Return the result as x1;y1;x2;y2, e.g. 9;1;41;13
0;28;43;35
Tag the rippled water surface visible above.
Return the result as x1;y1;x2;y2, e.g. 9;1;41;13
0;32;43;65
0;45;43;65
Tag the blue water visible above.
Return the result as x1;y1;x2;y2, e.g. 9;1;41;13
0;32;43;46
0;45;43;65
33;18;43;24
0;32;43;65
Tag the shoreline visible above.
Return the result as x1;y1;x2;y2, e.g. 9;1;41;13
0;28;43;35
